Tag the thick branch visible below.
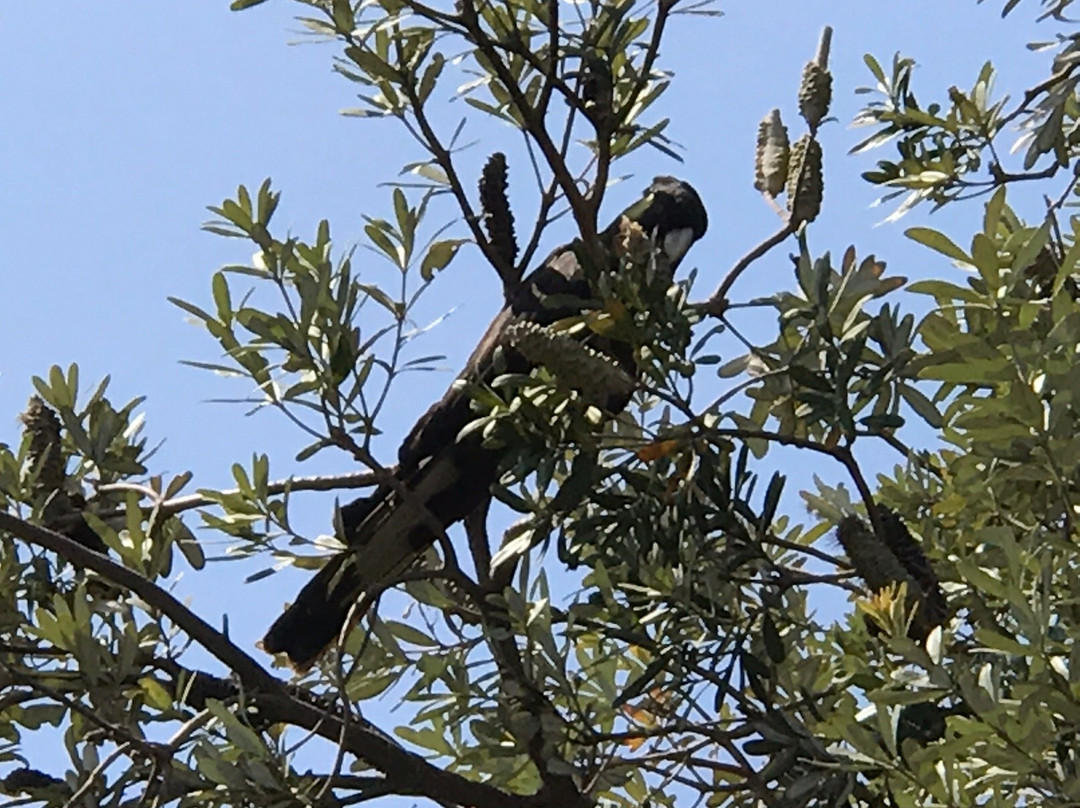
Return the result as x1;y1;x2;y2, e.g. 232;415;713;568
0;513;544;808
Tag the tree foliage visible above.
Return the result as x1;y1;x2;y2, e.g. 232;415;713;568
3;1;1080;807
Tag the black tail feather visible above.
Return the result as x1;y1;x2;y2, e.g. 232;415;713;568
259;555;361;670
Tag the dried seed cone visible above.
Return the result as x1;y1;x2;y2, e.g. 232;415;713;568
876;507;947;628
786;134;823;224
798;61;832;130
836;515;913;594
19;395;107;554
20;396;66;499
479;152;519;273
754;109;790;198
837;512;943;641
505;321;634;405
582;52;614;130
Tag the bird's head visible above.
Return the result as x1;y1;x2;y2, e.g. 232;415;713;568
615;176;708;270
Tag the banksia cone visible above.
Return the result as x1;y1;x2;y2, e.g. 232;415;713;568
19;396;107;553
799;26;833;131
798;62;832;131
20;397;66;500
581;52;614;131
876;507;947;629
479;152;519;284
505;321;634;405
836;510;944;642
754;109;790;198
836;514;914;595
786;134;823;225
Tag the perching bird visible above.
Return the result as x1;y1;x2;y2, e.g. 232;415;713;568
261;177;708;669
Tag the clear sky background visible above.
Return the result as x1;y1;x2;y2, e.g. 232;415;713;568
0;0;1055;786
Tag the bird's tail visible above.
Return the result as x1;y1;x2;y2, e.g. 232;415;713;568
260;441;497;669
259;485;412;670
259;552;363;669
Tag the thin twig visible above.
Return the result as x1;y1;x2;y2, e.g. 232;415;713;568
97;471;382;518
700;221;797;316
63;742;131;808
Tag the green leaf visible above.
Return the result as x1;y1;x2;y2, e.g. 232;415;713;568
1011;221;1050;275
899;383;943;428
332;0;354;32
864;53;887;85
296;438;332;462
345;46;401;83
365;222;402;267
859;413;905;430
212;272;232;325
490;521;534;572
174;522;205;571
758;472;785;534
385;620;438;648
907;279;982;303
357;283;403;319
393;188;409;237
139;677;174;711
905;227;971;264
170;296;216;325
165;471;194;499
409;163;450;185
207;699;265;753
983;186;1006;236
230;0;270;9
420;239;468;281
418;53;445;103
970;233;999;285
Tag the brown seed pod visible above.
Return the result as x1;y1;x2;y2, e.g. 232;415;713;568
798;61;832;131
836;510;943;642
20;396;66;499
754;109;790;198
836;514;914;595
786;134;823;225
505;321;634;405
479;152;519;284
19;396;107;553
875;507;947;629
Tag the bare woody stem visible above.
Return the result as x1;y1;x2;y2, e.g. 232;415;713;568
701;221;797;315
97;470;383;518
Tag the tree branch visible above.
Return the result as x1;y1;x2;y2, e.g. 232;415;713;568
0;513;546;808
457;0;597;251
700;221;797;316
95;470;383;519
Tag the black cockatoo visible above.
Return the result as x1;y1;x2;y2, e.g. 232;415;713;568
261;177;708;669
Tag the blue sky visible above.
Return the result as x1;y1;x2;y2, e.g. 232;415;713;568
0;0;1054;784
